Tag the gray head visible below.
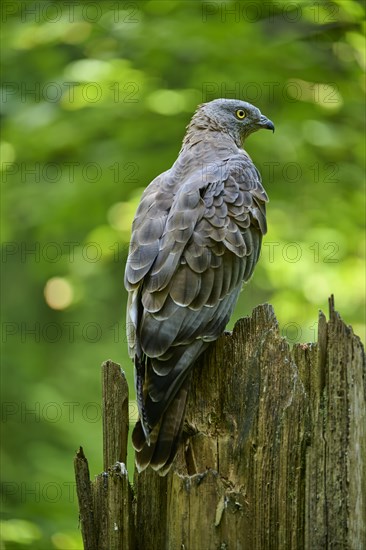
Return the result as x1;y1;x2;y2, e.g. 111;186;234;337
187;98;274;146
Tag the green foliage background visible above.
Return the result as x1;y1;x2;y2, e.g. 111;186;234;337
1;0;365;547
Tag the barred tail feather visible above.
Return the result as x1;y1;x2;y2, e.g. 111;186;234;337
132;378;190;476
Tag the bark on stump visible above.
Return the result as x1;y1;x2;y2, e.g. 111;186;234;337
74;297;366;549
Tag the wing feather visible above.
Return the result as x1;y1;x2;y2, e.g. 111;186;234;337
170;265;201;306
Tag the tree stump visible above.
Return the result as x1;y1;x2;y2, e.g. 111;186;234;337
74;297;366;549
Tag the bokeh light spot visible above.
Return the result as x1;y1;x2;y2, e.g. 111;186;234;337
146;89;186;115
0;141;16;169
44;278;73;310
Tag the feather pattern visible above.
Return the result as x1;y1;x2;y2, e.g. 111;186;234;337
124;99;273;474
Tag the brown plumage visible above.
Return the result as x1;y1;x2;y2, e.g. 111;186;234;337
124;99;274;475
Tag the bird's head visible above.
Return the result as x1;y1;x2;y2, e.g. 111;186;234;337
194;98;274;145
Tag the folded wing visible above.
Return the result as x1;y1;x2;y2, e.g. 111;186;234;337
124;150;268;472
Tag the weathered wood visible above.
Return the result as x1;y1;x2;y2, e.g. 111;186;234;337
303;296;366;549
102;359;129;470
74;360;134;549
74;299;366;549
133;469;168;549
133;300;365;549
73;447;97;550
93;463;135;549
140;303;309;549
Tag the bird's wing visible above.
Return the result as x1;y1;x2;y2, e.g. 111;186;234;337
124;151;267;435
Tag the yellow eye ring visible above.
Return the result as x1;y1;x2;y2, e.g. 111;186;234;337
235;109;247;120
236;109;246;119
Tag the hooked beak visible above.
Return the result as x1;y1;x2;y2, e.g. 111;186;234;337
259;115;275;132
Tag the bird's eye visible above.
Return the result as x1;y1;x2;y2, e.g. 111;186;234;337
236;109;246;120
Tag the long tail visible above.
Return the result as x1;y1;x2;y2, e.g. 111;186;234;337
132;377;190;476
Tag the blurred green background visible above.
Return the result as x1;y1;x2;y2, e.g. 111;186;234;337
1;0;365;547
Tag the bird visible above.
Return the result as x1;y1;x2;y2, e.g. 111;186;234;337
124;98;274;475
